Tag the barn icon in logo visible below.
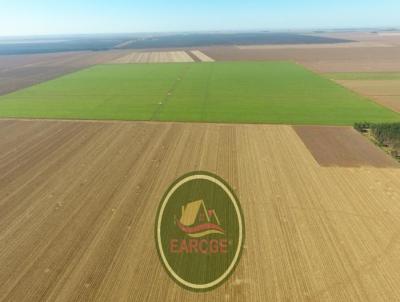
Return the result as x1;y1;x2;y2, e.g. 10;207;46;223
155;172;245;291
177;200;224;237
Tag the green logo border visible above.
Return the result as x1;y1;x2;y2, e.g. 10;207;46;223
154;171;245;292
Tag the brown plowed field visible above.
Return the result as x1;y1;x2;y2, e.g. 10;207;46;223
0;51;128;96
336;80;400;113
369;96;400;113
201;45;400;72
336;80;400;96
1;119;400;301
293;126;399;167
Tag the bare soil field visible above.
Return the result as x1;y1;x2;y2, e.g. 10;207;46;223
368;96;400;113
336;80;400;95
201;45;400;72
293;126;399;167
336;80;400;113
0;51;127;96
109;51;194;64
189;50;215;62
237;41;393;50
307;32;400;47
1;119;400;301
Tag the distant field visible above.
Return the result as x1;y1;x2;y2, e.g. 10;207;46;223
325;72;400;80
0;51;126;96
202;45;400;72
116;32;351;49
0;33;352;55
0;36;130;55
0;61;399;125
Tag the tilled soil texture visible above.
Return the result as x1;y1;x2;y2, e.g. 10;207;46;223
0;51;128;96
1;119;400;302
293;126;399;168
336;80;400;113
201;45;400;72
109;51;194;63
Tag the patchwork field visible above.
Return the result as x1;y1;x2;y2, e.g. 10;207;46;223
0;61;398;125
2;38;400;302
1;119;400;302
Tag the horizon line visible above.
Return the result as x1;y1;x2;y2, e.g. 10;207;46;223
0;26;399;39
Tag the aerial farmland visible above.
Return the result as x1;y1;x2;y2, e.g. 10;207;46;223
1;26;400;302
0;61;398;124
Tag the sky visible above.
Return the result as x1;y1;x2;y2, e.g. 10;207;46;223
1;0;399;36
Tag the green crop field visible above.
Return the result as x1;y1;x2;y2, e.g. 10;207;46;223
0;62;399;125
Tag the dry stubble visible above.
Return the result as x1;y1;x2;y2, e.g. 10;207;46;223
109;51;194;64
0;120;400;301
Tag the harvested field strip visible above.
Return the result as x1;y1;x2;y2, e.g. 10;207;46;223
109;51;194;64
293;126;399;168
0;62;399;125
1;120;400;301
190;50;215;62
324;72;400;80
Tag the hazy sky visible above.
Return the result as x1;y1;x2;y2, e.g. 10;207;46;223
1;0;399;36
